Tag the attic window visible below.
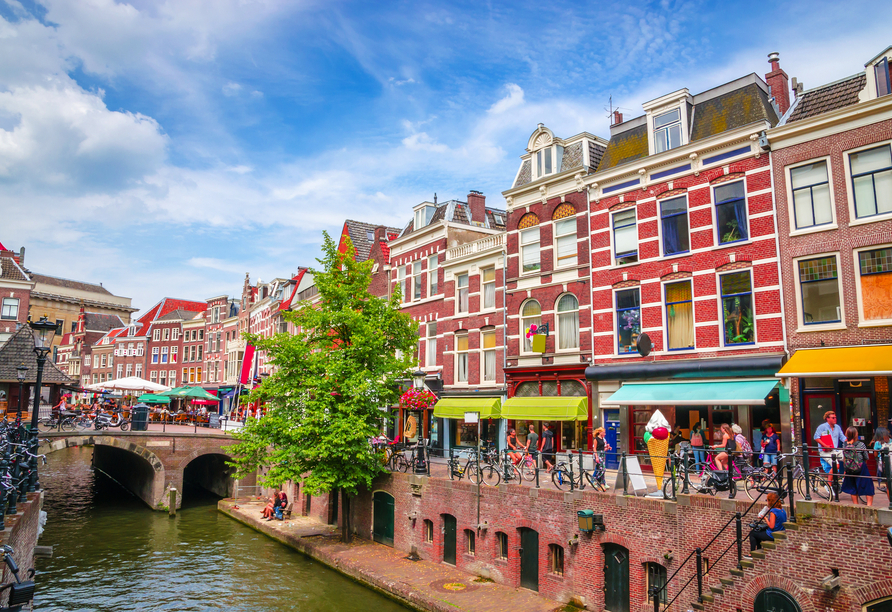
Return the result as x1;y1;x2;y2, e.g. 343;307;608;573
654;109;682;153
366;230;375;242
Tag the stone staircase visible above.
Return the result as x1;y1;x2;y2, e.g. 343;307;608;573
688;522;797;611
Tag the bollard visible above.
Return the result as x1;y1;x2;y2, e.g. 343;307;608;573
785;463;796;523
169;488;177;517
681;448;690;495
802;444;812;501
578;451;585;490
621;452;628;496
669;454;676;501
831;459;840;502
449;448;455;481
569;453;575;492
535;464;540;489
5;448;16;516
735;512;742;570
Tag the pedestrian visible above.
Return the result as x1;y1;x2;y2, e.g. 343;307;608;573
715;423;734;472
507;429;521;465
745;491;786;557
732;424;753;466
525;424;539;468
814;409;846;481
842;427;874;506
760;424;780;474
690;422;706;466
871;427;891;482
540;422;555;472
594;427;612;484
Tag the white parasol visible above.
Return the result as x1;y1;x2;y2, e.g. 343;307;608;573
83;376;171;393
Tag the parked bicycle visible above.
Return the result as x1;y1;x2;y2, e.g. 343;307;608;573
446;448;500;486
552;452;608;492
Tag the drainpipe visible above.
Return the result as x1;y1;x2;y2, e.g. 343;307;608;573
585;184;596;452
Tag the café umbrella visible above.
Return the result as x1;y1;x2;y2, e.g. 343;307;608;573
136;393;171;405
163;387;220;401
84;377;171;393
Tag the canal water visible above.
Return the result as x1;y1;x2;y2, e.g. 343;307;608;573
35;446;408;611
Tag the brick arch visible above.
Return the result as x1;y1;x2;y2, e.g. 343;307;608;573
738;573;817;612
851;579;892;612
552;202;576;220
175;447;236;470
710;171;746;185
40;435;164;474
598;534;635;551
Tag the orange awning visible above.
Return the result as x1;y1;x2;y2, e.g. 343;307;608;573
776;345;892;378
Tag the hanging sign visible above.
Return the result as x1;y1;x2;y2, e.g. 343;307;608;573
464;412;479;424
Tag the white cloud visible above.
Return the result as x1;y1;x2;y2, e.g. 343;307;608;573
488;83;525;114
222;82;242;96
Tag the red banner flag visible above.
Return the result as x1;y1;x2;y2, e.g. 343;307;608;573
239;345;255;385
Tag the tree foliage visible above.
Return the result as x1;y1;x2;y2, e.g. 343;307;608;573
227;232;418;497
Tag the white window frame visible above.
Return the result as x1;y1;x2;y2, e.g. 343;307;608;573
520;299;542;354
792;252;846;332
150;371;158;382
100;354;107;368
425;322;437;368
843;139;892;227
520;227;541;274
135;364;142;378
169;370;176;385
611;208;638;265
482;267;496;311
481;329;496;382
455;332;469;384
852;242;892;328
532;144;563;181
125;364;133;377
153;329;161;341
428;255;439;295
0;298;18;321
159;370;166;385
785;156;837;235
652;108;683;154
84;354;91;367
163;328;170;341
413;260;423;301
161;346;169;364
398;266;408;303
553;216;578;269
136;345;144;357
457;273;469;314
172;328;179;341
717;269;757;348
555;293;580;352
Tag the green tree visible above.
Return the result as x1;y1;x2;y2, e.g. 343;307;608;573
228;232;418;541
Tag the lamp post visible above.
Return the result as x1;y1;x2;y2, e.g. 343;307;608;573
15;364;28;443
27;316;57;492
412;370;427;475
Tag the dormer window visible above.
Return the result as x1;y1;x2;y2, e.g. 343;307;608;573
528;125;564;181
654;109;682;153
413;203;436;230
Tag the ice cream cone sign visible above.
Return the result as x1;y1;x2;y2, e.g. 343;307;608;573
645;410;671;489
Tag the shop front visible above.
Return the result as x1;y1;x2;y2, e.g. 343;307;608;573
777;345;892;470
432;397;502;452
394;376;445;451
501;396;589;455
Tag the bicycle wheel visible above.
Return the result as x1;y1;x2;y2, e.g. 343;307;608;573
744;471;771;501
519;460;537;482
479;464;501;486
798;471;831;500
466;462;482;484
686;462;709;492
38;419;55;433
60;419;76;432
396;455;410;473
551;468;574;491
662;473;678;498
77;418;92;431
584;469;608;492
504;464;523;484
728;478;738;498
120;421;130;432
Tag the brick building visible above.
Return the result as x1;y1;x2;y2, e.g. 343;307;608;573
767;47;892;454
0;246;33;346
181;310;206;387
147;310;188;389
60;307;125;387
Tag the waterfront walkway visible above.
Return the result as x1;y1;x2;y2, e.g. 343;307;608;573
218;499;563;612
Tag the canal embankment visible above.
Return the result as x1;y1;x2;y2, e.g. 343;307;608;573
218;499;562;612
0;491;42;609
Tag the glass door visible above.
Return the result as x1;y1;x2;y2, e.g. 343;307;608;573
842;393;874;471
804;394;835;469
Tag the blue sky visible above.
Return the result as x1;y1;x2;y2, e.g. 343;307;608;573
1;0;890;315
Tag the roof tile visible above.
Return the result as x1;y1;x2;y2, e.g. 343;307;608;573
787;74;866;123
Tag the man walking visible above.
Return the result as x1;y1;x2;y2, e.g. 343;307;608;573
525;424;539;469
814;409;846;488
540;422;555;472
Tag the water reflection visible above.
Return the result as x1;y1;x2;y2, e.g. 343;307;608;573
36;447;407;612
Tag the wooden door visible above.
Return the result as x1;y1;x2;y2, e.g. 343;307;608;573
372;492;394;547
442;514;456;565
866;597;892;612
603;543;629;612
519;528;539;592
754;587;801;612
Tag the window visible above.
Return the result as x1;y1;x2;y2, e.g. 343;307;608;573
153;329;161;341
150;371;157;382
136;345;143;357
520;222;541;273
646;563;667;604
169;370;176;385
497;532;508;560
163;328;170;341
159;370;166;385
125;364;133;377
398;266;408;303
798;256;841;325
553;206;578;268
426;322;437;367
654;108;682;153
521;300;541;353
660;196;689;255
715;181;748;244
413;261;422;301
482;268;496;309
455;333;468;383
482;329;496;382
100;354;106;368
616;289;641;354
161;347;169;364
720;271;755;345
876;56;891;96
465;529;475;555
172;329;179;341
536;146;560;177
850;144;892;218
135;364;142;378
424;520;433;543
858;247;892;321
197;345;203;361
1;298;19;320
457;274;469;313
665;281;695;350
191;345;197;362
428;255;438;295
197;367;202;383
791;161;833;229
84;355;91;367
55;319;64;333
548;544;564;576
171;346;178;363
557;294;579;350
185;367;191;383
613;209;638;265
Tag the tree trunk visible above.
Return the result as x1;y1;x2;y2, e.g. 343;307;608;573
340;489;352;543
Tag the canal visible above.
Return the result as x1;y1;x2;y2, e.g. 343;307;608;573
35;446;409;611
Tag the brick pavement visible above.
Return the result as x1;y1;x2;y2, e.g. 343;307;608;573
218;499;566;612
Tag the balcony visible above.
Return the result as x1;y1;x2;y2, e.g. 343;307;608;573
445;233;505;261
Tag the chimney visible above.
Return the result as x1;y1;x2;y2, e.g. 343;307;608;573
467;191;486;225
18;246;24;265
374;225;387;243
612;109;624;126
765;52;791;116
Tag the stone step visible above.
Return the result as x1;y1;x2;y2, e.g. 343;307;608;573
751;551;766;560
740;559;755;568
710;585;724;595
761;541;776;550
691;603;705;611
772;532;787;540
783;522;799;530
730;568;746;577
720;577;736;586
701;594;715;603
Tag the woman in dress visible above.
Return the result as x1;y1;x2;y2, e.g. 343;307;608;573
841;427;874;506
714;423;733;471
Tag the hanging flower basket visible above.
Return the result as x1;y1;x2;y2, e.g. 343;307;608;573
399;388;437;410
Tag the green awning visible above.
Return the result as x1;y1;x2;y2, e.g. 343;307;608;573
606;380;779;406
137;393;170;404
500;397;588;421
433;397;501;419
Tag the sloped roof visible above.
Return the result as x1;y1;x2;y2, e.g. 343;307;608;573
398;201;507;238
0;254;30;282
0;325;72;383
787;74;866;123
84;312;124;332
342;220;402;262
597;124;648;171
31;273;113;296
279;269;308;312
690;83;778;142
156;309;196;322
135;298;206;336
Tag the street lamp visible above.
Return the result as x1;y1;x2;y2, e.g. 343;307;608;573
15;364;28;440
27;316;57;492
412;370;427;474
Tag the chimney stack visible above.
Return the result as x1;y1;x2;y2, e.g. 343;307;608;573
18;246;24;265
467;191;486;225
765;52;791;116
374;225;387;243
612;109;624;126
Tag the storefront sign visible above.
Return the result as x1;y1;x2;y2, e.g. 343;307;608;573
464;412;479;424
209;413;221;429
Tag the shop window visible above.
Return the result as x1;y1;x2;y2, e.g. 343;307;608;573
426;322;437;367
798;256;841;325
615;288;641;354
457;274;469;313
553;209;578;268
720;271;754;345
521;300;542;353
790;161;833;229
465;529;475;555
548;544;564;576
850;144;892;219
455;333;468;383
660;195;689;255
428;255;438;295
497;532;508;560
482;329;496;382
665;280;694;350
556;294;579;350
646;562;667;604
424;519;433;543
482;267;496;309
858;247;892;322
714;181;748;244
613;209;638;265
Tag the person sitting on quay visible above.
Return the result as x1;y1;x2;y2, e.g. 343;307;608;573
273;490;288;521
745;491;786;559
261;490;279;520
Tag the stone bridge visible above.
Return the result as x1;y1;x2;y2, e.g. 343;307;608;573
38;431;255;510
